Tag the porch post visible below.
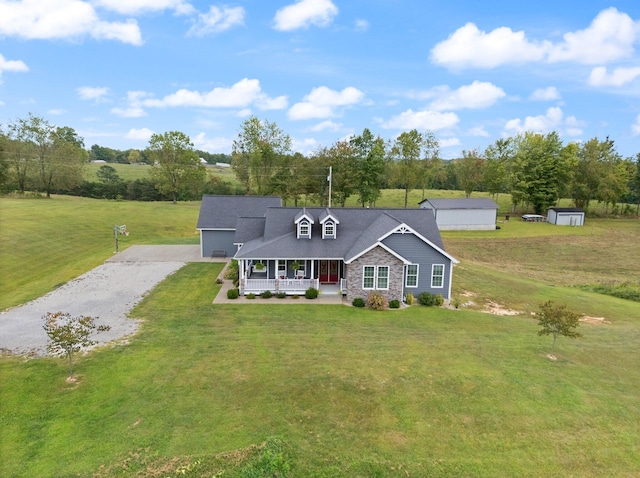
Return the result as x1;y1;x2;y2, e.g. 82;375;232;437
311;260;314;280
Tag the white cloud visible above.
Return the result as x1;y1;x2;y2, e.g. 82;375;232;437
77;86;110;102
236;108;252;117
111;90;151;117
431;23;548;69
504;107;582;135
427;81;506;111
431;8;640;69
467;126;490;137
0;54;29;77
382;109;460;131
631;115;640;136
355;19;369;32
187;6;244;36
505;107;563;132
588;66;640;87
0;0;142;45
192;132;233;152
142;78;287;110
125;127;154;141
530;87;560;101
547;8;639;65
309;120;342;132
288;86;364;120
273;0;338;31
48;109;66;115
439;137;462;148
93;0;195;15
292;137;320;154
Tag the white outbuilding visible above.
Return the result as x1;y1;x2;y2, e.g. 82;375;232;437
419;198;499;230
547;207;585;226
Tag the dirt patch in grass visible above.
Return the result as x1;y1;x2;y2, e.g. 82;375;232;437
580;315;611;325
483;300;522;316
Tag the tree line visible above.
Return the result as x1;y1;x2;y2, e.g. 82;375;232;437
2;114;639;214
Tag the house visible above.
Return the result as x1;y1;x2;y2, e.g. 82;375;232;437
196;195;282;257
418;198;499;230
547;207;585;226
230;205;458;303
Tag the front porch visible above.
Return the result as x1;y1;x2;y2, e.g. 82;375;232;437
239;259;345;296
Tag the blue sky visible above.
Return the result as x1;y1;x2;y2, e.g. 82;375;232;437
1;0;640;158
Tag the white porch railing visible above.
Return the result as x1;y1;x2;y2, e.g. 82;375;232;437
243;278;319;294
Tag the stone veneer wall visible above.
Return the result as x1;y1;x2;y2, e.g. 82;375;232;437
346;246;404;303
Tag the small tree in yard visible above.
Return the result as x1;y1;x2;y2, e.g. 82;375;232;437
537;301;582;357
43;312;110;381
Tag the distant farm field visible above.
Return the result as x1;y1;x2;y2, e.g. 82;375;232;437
1;195;639;477
84;162;239;184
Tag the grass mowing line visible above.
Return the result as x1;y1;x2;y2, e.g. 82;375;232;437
2;263;639;477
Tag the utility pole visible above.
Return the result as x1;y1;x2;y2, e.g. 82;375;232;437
327;166;332;208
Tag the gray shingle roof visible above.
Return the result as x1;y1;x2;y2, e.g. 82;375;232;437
235;207;446;260
420;198;498;210
196;195;281;229
548;207;584;213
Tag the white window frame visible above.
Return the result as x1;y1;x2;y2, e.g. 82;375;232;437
377;266;389;290
277;260;286;279
323;220;335;238
298;220;310;238
362;266;375;289
362;265;389;290
431;264;444;288
406;264;419;288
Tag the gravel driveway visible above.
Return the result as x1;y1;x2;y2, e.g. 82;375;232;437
0;245;218;356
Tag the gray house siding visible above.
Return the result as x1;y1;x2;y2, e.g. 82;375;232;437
201;229;236;257
382;233;452;299
345;246;404;304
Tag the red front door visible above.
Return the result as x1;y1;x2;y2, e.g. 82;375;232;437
320;260;339;283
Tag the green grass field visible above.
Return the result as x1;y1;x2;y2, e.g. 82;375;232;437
84;162;240;185
1;194;639;477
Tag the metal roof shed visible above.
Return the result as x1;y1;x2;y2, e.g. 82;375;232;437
547;207;585;226
419;198;499;230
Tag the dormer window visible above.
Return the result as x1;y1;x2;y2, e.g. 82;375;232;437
319;208;339;239
294;208;315;239
323;220;335;239
299;220;310;238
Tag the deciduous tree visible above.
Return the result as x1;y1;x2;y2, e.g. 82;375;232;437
537;301;582;356
454;149;485;198
390;129;424;208
147;131;206;203
43;312;110;380
232;117;291;195
350;128;385;207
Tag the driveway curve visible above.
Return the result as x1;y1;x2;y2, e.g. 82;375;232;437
0;245;219;356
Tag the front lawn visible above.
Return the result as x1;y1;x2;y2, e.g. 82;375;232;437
2;263;639;477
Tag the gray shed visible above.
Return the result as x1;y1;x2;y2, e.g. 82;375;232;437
196;195;281;257
547;207;585;226
419;198;499;230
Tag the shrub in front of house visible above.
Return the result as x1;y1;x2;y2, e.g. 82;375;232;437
352;297;365;307
305;287;319;299
367;291;388;310
246;293;256;300
227;288;239;299
276;292;287;299
405;293;415;305
225;260;239;282
260;290;273;299
418;292;444;306
215;278;224;284
389;299;400;309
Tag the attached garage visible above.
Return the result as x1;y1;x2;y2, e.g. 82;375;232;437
419;198;499;230
547;207;585;226
196;195;281;257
